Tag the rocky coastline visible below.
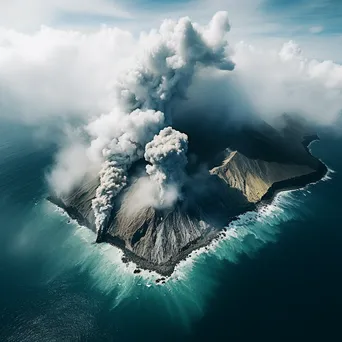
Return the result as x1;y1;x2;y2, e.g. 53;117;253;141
48;132;327;276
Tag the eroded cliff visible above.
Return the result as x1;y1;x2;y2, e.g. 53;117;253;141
211;150;316;203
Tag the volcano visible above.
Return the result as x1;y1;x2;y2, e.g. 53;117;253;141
48;116;327;275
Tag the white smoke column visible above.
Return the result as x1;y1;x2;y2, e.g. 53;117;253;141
116;11;234;114
144;127;188;208
92;160;127;234
90;109;165;234
90;11;234;234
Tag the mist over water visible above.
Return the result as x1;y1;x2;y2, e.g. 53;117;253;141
0;120;341;341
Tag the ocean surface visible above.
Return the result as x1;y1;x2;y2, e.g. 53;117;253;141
0;120;341;342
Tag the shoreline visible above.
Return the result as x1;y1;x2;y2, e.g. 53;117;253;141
260;135;327;204
48;135;328;277
47;195;96;233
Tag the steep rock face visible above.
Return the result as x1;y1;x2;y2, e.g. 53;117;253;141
49;177;98;232
211;151;315;203
111;205;209;265
102;174;252;274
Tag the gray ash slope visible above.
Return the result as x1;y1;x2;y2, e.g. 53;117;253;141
49;117;327;276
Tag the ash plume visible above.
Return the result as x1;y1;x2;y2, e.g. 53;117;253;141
92;160;127;234
0;11;341;201
144;127;188;208
90;109;165;234
90;12;234;233
116;11;234;114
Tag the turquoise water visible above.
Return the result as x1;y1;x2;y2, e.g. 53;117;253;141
0;121;341;341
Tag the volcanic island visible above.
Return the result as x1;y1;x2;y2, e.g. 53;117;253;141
49;115;327;276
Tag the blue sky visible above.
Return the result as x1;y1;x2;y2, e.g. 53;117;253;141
263;0;342;35
2;0;341;35
1;0;341;61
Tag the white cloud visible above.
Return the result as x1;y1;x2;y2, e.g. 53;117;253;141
48;139;97;196
0;25;135;123
230;40;342;125
0;0;132;30
309;25;324;34
1;6;342;222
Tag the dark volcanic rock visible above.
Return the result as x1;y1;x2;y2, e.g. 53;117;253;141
102;173;253;275
48;117;327;276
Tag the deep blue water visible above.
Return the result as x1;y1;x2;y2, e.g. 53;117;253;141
0;121;341;342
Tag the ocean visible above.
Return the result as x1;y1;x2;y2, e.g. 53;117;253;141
0;120;341;342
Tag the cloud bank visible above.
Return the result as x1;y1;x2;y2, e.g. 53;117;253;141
232;40;342;125
0;10;341;229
